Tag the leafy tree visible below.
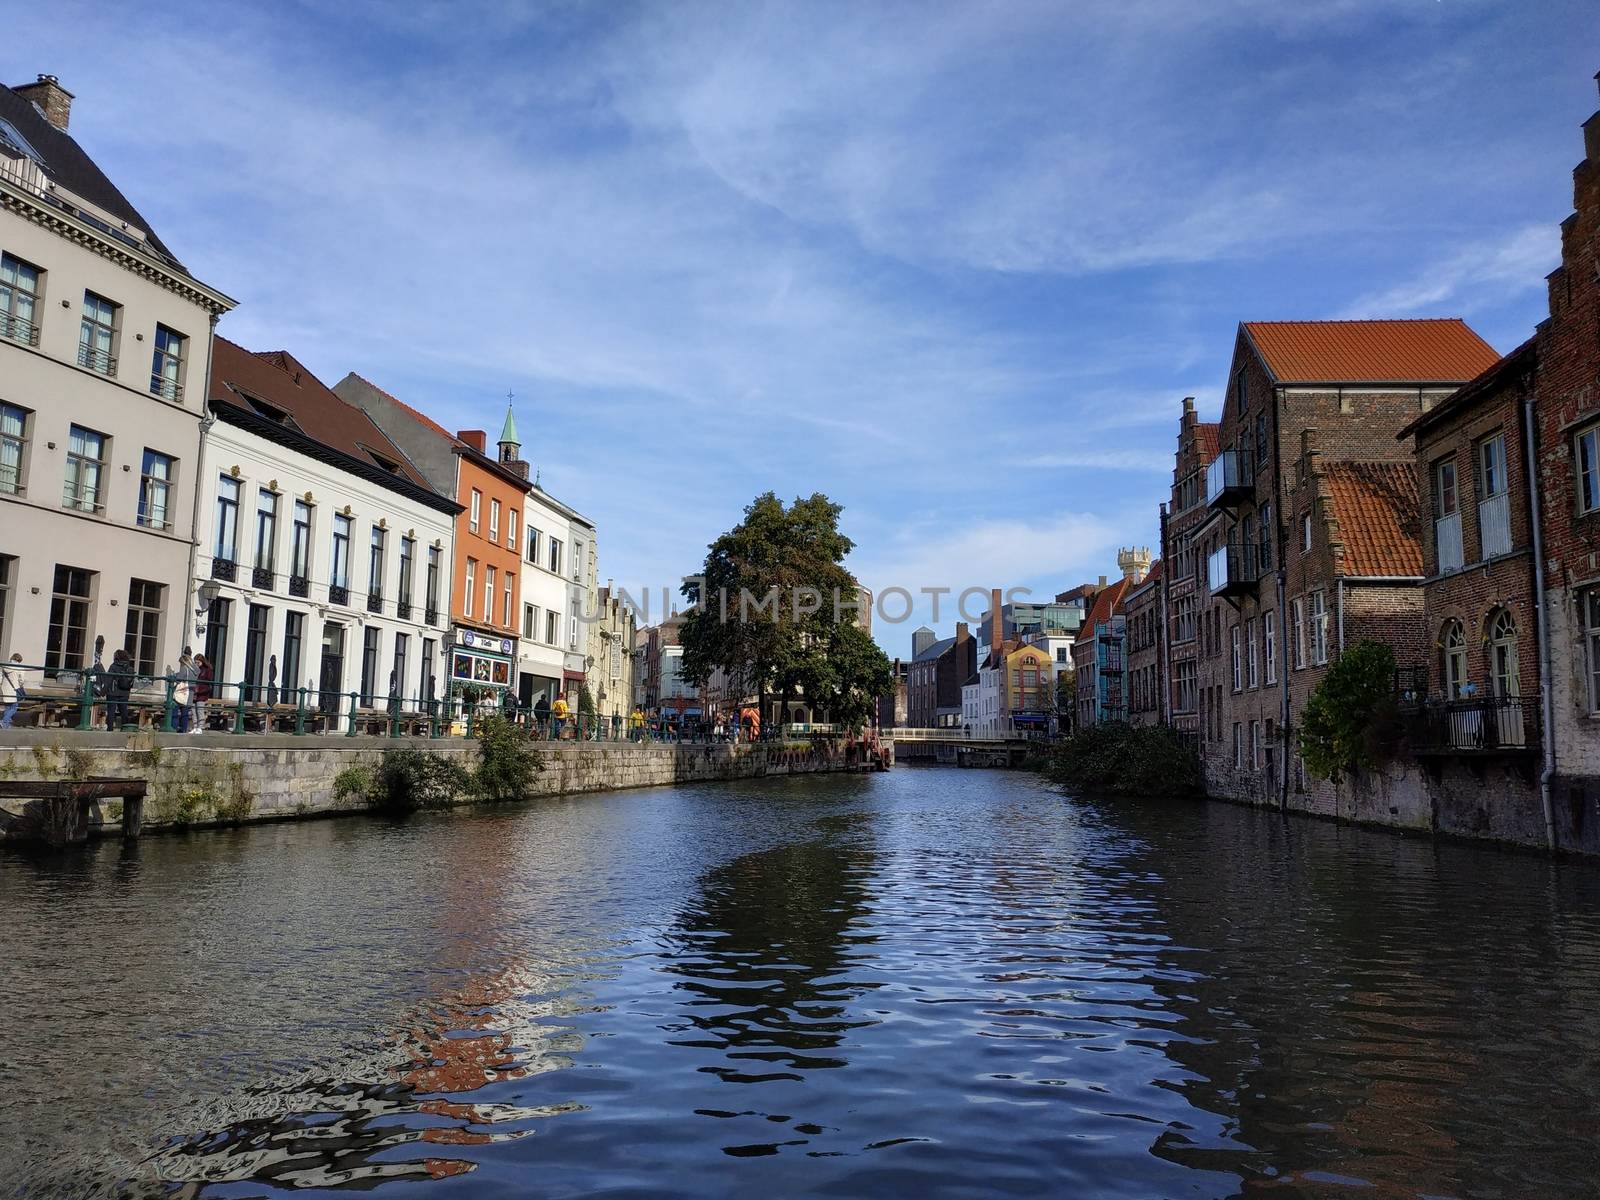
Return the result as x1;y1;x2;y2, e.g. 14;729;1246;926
1045;722;1203;798
578;683;596;717
474;713;545;803
680;491;892;729
1299;640;1400;782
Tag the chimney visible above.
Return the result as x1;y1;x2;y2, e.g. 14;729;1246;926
988;588;1003;656
955;620;969;643
13;74;72;131
458;429;487;454
1098;574;1108;588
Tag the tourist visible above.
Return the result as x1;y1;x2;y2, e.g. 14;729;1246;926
534;692;551;738
552;693;570;739
173;652;196;732
0;653;25;728
105;649;135;732
194;654;214;732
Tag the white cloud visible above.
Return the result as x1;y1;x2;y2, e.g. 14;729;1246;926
1338;225;1557;319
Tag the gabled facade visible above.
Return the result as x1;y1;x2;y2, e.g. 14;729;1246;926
1124;557;1162;728
1071;570;1133;729
906;621;973;728
1194;318;1496;810
333;374;529;704
1161;398;1219;743
0;76;234;676
197;339;458;709
1001;641;1053;734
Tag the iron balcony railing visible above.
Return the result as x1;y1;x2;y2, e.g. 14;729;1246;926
1407;695;1535;755
1;310;39;346
396;600;412;621
366;593;383;614
150;375;184;403
252;566;275;590
328;584;349;606
288;574;310;598
1206;450;1252;509
425;606;440;625
211;557;237;582
77;344;117;376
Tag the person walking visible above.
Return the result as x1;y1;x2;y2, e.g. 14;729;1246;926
105;648;135;732
551;693;570;739
194;654;214;732
534;692;551;739
173;651;196;732
0;653;25;728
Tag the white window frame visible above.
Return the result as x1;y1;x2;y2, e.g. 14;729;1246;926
507;509;519;554
469;488;482;534
1246;618;1259;688
483;565;496;621
489;497;500;543
1311;590;1328;665
1264;611;1277;684
1585;590;1600;715
1292;597;1306;669
1577;425;1600;515
1230;625;1242;691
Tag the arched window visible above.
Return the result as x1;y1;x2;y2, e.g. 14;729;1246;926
1488;609;1519;698
1442;620;1467;699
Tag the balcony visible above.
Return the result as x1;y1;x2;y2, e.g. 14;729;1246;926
1479;492;1511;559
329;584;349;606
397;600;412;621
1205;450;1253;510
425;606;440;626
288;574;310;598
211;557;237;582
1207;543;1263;599
76;344;117;377
252;566;275;590
0;311;39;347
367;593;384;614
1408;695;1535;756
150;376;184;403
1435;511;1463;574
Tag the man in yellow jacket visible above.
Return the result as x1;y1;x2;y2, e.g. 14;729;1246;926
552;694;570;739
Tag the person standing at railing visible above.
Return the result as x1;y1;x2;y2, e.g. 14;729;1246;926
194;654;214;733
173;651;197;733
552;693;569;739
0;653;25;728
105;649;134;732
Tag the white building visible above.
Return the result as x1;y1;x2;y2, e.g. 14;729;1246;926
193;339;457;711
0;76;234;676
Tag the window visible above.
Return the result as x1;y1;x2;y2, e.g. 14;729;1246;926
1478;433;1506;499
1246;618;1259;688
331;514;352;589
1056;646;1069;663
1442;619;1467;699
469;488;482;534
291;501;312;583
398;536;415;611
63;425;107;513
483;565;496;621
214;476;240;560
149;325;185;400
1264;611;1277;684
1478;433;1511;559
0;555;12;654
1;402;28;495
1234;368;1247;414
360;627;380;706
570;599;580;649
1255;412;1268;475
1175;659;1197;714
1232;721;1242;768
243;604;270;700
526;526;540;565
1488;609;1519;698
545;609;559;645
1292;597;1306;669
1230;625;1242;691
77;290;118;375
523;603;537;639
502;572;513;627
1302;513;1312;552
1585;591;1600;714
422;639;436;701
1578;426;1600;515
283;612;305;698
138;450;173;529
1434;458;1458;517
204;596;231;682
426;546;441;617
0;252;41;345
573;539;585;583
1258;502;1272;571
489;498;501;542
507;510;519;554
123;579;163;676
464;558;476;617
255;489;278;572
393;633;408;700
549;537;562;576
1311;590;1328;665
1249;720;1260;770
368;525;385;599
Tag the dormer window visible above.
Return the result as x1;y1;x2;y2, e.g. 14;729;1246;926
0;117;43;164
363;447;400;474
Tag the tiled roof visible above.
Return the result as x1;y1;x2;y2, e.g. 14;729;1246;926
1080;576;1130;634
209;337;440;497
1242;319;1499;385
1324;461;1423;578
913;636;956;663
1395;337;1537;442
341;372;456;443
0;82;183;267
1194;422;1220;463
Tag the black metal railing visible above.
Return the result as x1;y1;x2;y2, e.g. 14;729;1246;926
0;311;39;346
366;593;383;614
289;574;310;598
328;584;349;606
425;606;439;625
211;557;237;582
396;601;412;621
1407;695;1534;754
77;344;117;376
252;566;275;590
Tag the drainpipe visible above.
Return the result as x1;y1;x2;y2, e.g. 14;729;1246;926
1337;579;1345;654
1522;390;1559;852
180;312;221;653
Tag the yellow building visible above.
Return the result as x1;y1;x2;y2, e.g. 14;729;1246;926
1003;642;1054;734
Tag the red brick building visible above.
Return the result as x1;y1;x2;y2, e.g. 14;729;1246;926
1160;397;1219;742
1191;319;1497;812
1124;559;1163;727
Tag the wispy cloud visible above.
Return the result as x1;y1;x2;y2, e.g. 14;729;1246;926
1339;225;1558;319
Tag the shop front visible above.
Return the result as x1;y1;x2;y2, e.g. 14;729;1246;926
448;629;516;707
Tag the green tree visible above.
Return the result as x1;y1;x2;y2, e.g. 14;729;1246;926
1299;640;1400;782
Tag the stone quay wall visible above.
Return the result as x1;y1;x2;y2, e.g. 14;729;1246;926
0;731;886;839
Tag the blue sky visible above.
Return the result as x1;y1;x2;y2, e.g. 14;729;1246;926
9;1;1597;658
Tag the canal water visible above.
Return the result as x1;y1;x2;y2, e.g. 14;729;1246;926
3;769;1599;1199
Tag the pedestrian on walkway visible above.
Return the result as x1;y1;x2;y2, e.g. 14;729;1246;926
173;651;196;733
194;654;214;732
105;649;135;731
0;653;26;728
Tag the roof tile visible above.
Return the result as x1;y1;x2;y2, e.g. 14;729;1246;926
1243;319;1499;385
1324;461;1423;577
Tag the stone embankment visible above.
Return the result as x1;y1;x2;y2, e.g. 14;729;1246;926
0;730;892;841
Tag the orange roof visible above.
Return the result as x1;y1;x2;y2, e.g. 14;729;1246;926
1242;319;1499;385
1194;422;1220;464
1324;462;1423;577
1081;576;1130;632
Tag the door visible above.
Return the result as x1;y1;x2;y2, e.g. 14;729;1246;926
318;622;345;714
